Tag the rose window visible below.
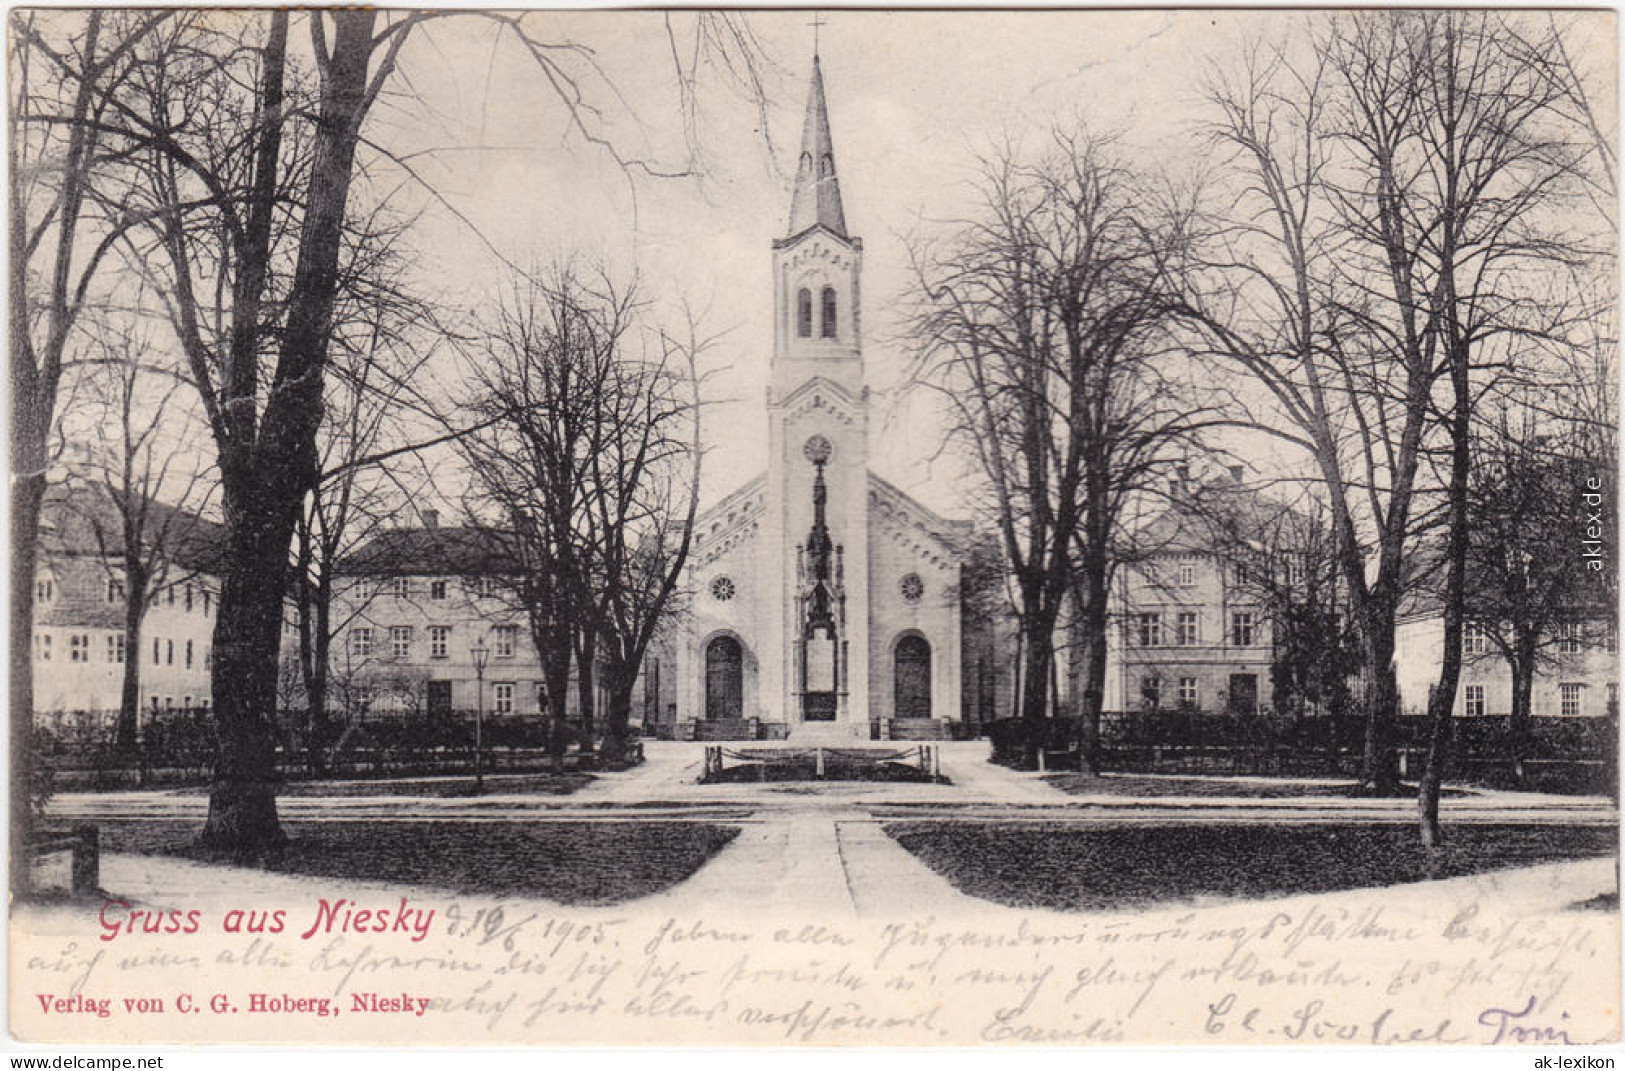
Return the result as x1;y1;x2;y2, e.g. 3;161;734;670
711;576;736;601
899;573;924;603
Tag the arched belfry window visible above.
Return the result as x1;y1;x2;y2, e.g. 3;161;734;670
821;287;838;339
797;288;813;338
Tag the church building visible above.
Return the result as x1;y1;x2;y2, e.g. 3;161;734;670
669;57;971;741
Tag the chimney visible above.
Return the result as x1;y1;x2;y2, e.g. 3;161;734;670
422;508;439;530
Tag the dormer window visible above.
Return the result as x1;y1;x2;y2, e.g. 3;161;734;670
797;288;813;338
821;286;838;339
818;154;834;179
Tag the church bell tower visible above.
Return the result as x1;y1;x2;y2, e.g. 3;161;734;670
770;54;864;399
763;53;872;734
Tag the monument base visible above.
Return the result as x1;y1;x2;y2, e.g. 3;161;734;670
788;720;867;743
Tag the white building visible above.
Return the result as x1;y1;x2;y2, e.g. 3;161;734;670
1395;613;1619;719
32;490;221;736
330;517;629;719
670;57;970;740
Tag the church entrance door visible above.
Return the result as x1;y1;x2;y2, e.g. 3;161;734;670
894;635;932;719
705;636;743;720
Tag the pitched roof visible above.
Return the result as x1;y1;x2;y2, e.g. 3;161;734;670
785;55;848;240
1134;477;1306;557
39;486;227;574
337;525;517;577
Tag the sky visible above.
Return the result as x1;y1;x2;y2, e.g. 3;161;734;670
189;9;1621;519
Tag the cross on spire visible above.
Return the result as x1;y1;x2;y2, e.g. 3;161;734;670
809;12;826;56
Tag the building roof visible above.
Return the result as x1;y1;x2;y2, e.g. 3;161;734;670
1133;475;1307;558
337;525;517;577
39;485;227;575
785;55;848;240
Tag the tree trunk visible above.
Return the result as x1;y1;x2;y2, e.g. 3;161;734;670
1360;618;1401;795
10;472;45;896
544;642;572;767
307;571;332;775
599;662;634;767
1072;562;1109;775
575;627;597;756
198;494;296;861
199;11;377;859
1421;288;1474;847
115;574;146;754
1019;613;1055;767
1508;646;1535;787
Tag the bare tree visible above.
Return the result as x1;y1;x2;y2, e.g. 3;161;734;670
1189;13;1592;827
8;9;173;890
292;258;443;768
64;322;215;755
908;129;1216;767
69;10;772;858
104;11;421;857
580;310;707;767
1190;30;1439;796
1367;12;1594;846
460;269;623;768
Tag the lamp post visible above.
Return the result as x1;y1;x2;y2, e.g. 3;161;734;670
471;636;489;793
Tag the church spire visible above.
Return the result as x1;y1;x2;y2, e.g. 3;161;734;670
786;55;848;239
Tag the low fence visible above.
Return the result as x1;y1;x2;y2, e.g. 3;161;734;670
35;709;639;789
988;712;1618;793
702;743;942;782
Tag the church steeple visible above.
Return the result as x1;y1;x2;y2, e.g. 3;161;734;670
786;56;847;239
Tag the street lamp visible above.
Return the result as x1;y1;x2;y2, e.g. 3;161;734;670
471;636;490;793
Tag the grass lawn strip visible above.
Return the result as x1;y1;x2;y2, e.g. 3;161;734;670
885;822;1618;912
98;819;738;904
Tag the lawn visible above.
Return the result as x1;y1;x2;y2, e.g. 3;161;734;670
98;819;738;904
1042;773;1466;799
257;772;593;798
885;822;1618;912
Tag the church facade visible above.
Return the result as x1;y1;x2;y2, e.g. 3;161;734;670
668;58;970;740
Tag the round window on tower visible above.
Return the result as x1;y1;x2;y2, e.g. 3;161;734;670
711;576;736;602
899;573;925;603
803;435;833;465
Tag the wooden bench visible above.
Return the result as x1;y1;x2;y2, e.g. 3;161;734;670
27;824;99;894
